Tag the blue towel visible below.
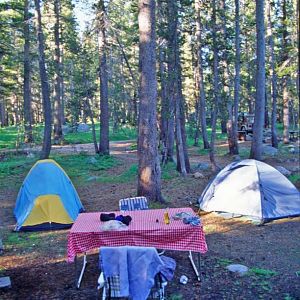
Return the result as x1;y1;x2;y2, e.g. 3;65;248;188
100;247;129;297
100;246;164;300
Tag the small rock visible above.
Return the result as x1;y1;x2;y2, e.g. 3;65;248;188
196;162;210;171
232;155;241;162
262;145;278;156
86;176;99;182
275;166;292;176
87;157;97;164
62;125;72;134
27;152;35;158
77;123;90;133
289;166;300;172
193;172;205;179
226;264;249;276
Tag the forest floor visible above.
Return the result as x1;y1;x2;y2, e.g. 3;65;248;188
0;139;299;300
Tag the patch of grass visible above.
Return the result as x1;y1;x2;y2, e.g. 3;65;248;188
288;173;300;185
169;294;183;300
0;154;36;190
0;124;137;149
217;258;234;266
52;154;119;185
0;125;43;149
5;232;41;250
284;293;295;300
161;162;179;180
0;153;119;190
249;267;278;277
97;163;138;184
203;224;218;233
64;124;137;144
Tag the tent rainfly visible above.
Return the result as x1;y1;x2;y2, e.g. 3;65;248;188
14;159;84;231
198;159;300;222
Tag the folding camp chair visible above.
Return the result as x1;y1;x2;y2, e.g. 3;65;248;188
119;196;149;212
97;246;168;300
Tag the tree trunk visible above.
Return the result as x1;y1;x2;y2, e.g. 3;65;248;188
53;0;63;144
0;52;5;127
228;0;240;155
177;66;190;173
250;0;266;160
158;44;168;164
23;0;33;143
282;0;290;144
165;0;177;164
97;0;109;155
34;0;52;159
167;0;187;175
195;0;209;149
83;64;99;154
116;35;138;125
137;0;163;202
209;0;220;172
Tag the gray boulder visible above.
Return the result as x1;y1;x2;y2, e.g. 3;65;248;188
226;264;249;276
62;125;72;134
275;166;292;176
196;162;210;171
77;123;90;133
193;172;205;179
262;145;278;156
232;155;241;162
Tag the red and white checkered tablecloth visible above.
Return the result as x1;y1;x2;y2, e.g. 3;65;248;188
67;207;208;262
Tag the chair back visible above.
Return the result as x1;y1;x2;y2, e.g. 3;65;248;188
119;196;149;211
99;246;165;299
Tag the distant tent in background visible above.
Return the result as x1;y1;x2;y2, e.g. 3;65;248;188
14;159;84;231
199;159;300;223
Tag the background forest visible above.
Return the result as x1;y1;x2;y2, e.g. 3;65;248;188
0;1;300;299
0;0;298;153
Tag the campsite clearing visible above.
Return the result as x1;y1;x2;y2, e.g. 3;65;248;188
0;140;299;299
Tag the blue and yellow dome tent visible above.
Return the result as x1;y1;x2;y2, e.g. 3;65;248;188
14;159;84;231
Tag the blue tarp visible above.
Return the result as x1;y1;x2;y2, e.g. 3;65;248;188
14;159;84;230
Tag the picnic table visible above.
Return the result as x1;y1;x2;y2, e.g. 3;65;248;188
67;207;208;287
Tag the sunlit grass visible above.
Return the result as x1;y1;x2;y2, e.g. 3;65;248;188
0;123;137;149
250;267;278;277
96;163;138;183
0;152;119;190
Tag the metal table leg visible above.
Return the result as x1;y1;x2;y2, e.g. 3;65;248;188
188;251;201;281
75;253;87;289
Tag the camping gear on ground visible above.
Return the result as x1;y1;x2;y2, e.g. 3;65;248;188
119;196;149;211
14;159;84;231
179;275;188;285
98;246;173;300
199;159;300;223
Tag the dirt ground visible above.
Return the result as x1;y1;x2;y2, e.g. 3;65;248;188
0;140;299;300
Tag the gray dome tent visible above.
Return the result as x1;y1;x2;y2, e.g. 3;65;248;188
199;159;300;222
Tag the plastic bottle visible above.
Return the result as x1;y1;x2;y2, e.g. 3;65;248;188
164;209;170;225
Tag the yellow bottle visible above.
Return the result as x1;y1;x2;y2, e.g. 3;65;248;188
164;210;170;225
